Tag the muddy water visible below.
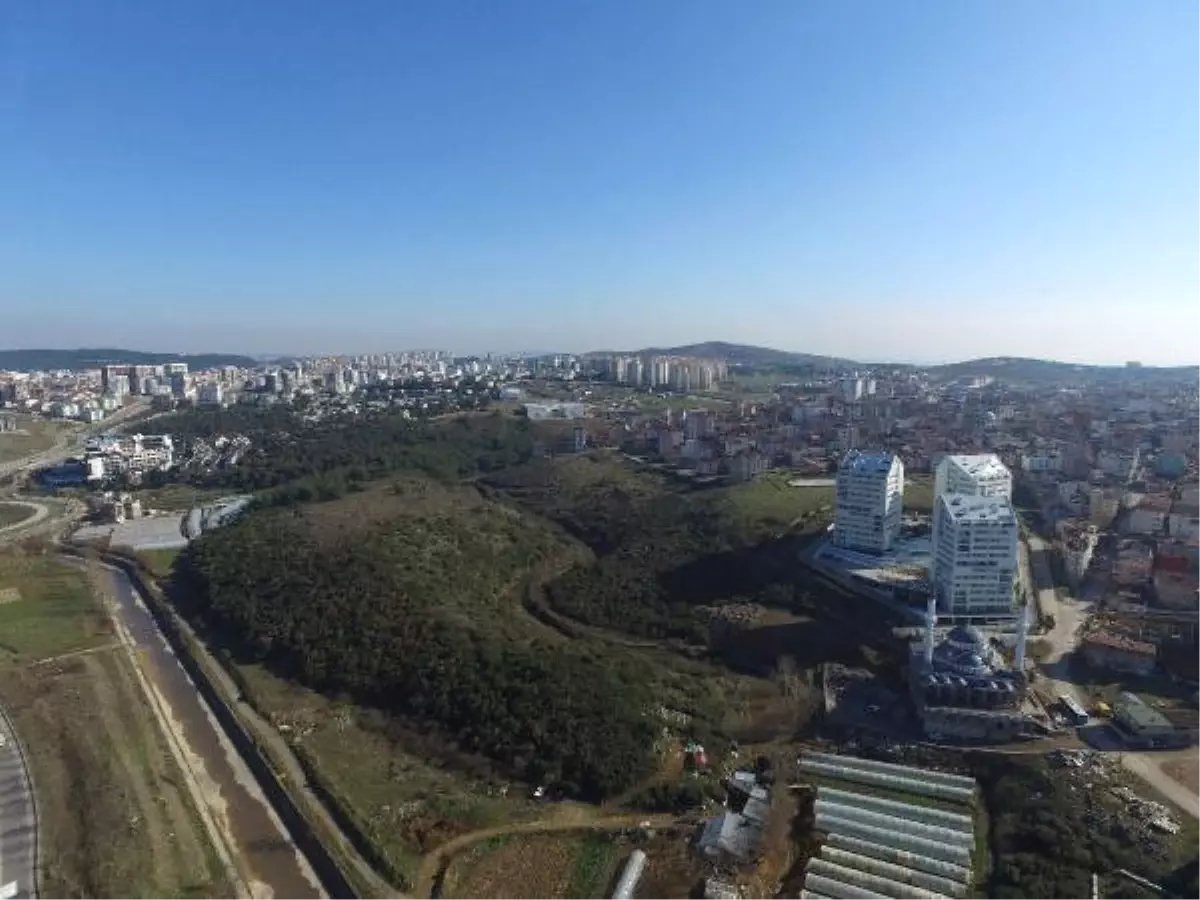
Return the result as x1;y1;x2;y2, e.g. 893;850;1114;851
86;561;326;899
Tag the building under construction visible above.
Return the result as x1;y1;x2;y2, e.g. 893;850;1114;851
798;752;979;899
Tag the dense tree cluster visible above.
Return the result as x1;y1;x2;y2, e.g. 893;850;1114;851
487;458;809;641
179;494;659;800
973;754;1196;898
149;407;538;499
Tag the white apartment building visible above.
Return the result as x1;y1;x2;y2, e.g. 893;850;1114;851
834;450;904;553
932;454;1013;551
932;494;1020;617
934;454;1013;501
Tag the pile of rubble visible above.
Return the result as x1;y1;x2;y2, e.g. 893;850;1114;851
1110;786;1181;836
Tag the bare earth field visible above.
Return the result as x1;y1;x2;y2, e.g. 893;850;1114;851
0;416;79;464
0;502;37;530
0;552;232;898
237;661;544;890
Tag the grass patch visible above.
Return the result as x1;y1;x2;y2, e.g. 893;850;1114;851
136;484;235;511
138;547;182;579
720;473;834;536
566;835;620;899
0;554;112;664
0;549;232;898
904;475;935;513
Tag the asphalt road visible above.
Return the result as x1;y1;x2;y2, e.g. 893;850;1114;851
0;705;37;899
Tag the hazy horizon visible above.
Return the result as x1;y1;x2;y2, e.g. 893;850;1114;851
3;2;1197;365
2;339;1196;370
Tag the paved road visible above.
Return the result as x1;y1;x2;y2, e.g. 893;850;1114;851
0;704;37;899
63;557;326;899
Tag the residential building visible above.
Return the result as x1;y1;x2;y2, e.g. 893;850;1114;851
1169;487;1199;540
1081;632;1157;676
1126;493;1172;536
197;383;224;406
932;494;1019;617
934;453;1013;501
833;450;904;553
932;454;1013;553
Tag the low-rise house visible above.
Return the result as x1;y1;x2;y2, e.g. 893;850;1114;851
1169;488;1199;540
1126;493;1173;536
1081;630;1157;676
1112;692;1178;748
1154;567;1199;611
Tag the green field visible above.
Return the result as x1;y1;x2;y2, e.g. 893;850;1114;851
720;472;835;535
137;546;183;578
0;554;111;664
904;474;935;512
0;551;232;897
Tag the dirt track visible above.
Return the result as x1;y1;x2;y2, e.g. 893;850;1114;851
412;811;678;898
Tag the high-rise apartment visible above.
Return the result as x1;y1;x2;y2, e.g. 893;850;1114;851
932;454;1013;550
932;494;1019;617
834;450;905;553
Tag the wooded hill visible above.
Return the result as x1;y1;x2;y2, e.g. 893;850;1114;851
179;478;660;800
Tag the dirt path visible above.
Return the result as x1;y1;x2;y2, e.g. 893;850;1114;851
0;500;47;535
1122;750;1199;820
412;811;678;898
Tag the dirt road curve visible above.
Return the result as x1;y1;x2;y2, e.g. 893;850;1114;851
413;811;678;898
1123;751;1199;819
0;502;47;536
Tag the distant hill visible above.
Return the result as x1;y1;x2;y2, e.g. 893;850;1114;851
595;342;1197;384
0;348;259;372
620;341;858;369
923;356;1199;384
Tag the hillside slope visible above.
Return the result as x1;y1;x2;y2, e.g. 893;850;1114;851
0;347;258;372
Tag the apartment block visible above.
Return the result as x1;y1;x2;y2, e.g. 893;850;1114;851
833;450;904;553
932;494;1020;617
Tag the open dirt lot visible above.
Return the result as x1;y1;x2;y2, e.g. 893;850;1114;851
0;552;232;898
0;417;72;464
1162;758;1200;796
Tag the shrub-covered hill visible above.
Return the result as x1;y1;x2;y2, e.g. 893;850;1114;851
178;479;659;800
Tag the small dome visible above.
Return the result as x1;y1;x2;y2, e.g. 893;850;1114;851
946;624;985;648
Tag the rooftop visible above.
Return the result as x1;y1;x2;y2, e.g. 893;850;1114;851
840;449;898;475
940;493;1017;524
1083;630;1156;658
943;453;1010;480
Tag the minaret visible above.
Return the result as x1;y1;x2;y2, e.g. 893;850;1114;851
924;594;937;666
1013;605;1029;675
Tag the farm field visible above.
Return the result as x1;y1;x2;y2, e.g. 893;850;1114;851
442;831;627;899
0;551;231;897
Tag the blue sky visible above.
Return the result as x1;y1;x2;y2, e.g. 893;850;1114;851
2;1;1196;363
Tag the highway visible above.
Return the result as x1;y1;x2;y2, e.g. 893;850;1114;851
62;557;327;898
0;705;37;899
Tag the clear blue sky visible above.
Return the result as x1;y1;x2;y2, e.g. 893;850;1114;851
2;1;1196;363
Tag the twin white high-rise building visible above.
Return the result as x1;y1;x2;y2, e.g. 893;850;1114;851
931;454;1020;618
834;450;905;553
